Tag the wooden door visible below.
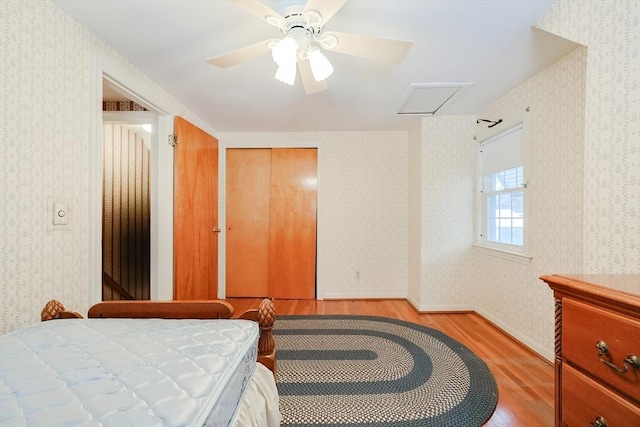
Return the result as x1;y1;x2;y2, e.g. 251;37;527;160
225;148;317;299
269;148;317;299
226;149;271;297
173;116;219;300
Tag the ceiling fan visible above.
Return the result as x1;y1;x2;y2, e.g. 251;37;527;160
207;0;413;94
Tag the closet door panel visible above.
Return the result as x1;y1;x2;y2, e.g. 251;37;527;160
269;148;317;299
226;149;271;297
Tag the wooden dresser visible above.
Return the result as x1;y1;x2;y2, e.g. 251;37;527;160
541;274;640;427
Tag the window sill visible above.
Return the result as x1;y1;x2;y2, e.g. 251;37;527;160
473;245;533;265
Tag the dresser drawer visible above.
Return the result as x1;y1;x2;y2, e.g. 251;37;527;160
562;364;640;426
562;298;640;402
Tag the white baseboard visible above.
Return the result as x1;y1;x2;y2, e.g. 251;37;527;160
473;307;554;363
320;293;406;300
405;300;554;363
413;303;475;312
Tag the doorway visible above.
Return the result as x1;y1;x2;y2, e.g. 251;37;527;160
102;120;152;300
226;148;317;299
100;79;157;301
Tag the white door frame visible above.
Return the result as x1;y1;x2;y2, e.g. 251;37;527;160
89;52;175;306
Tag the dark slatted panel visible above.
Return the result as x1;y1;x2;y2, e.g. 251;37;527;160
102;124;150;301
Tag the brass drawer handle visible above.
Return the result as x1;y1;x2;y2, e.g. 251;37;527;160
590;416;608;427
596;340;639;374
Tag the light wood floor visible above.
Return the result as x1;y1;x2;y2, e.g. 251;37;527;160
228;298;555;427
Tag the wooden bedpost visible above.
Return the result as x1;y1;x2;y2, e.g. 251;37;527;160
257;298;276;373
41;300;83;321
238;298;276;373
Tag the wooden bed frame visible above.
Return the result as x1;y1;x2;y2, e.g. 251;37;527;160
41;298;276;373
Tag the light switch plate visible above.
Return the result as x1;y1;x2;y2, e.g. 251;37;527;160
53;203;69;225
47;197;71;231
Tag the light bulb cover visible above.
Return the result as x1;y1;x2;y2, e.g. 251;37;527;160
275;62;296;86
308;48;334;82
272;36;298;67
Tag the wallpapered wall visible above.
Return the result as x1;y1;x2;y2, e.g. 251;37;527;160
419;116;475;310
0;0;211;333
471;47;587;359
219;132;409;299
407;121;423;306
536;0;640;273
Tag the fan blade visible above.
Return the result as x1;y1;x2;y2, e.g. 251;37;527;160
230;0;285;29
207;39;277;68
302;0;348;26
298;60;328;95
321;31;412;65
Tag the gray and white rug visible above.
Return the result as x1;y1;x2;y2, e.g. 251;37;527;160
274;315;498;427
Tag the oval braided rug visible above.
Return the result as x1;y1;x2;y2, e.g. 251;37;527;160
274;315;498;427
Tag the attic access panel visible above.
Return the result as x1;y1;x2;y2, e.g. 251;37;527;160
397;83;473;115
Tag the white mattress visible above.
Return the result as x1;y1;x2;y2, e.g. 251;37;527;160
0;318;260;427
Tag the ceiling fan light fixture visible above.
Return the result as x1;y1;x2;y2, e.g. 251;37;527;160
272;36;298;66
275;61;297;86
317;34;338;50
308;48;333;82
304;10;322;27
265;14;284;30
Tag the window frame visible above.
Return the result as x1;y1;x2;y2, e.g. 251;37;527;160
475;120;532;262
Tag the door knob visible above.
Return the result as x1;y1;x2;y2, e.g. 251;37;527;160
212;227;221;233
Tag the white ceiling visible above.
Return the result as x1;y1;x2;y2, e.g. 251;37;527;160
51;0;578;133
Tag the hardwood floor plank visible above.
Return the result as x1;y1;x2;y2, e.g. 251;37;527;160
227;298;554;426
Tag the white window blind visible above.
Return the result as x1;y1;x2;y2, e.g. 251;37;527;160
480;125;522;175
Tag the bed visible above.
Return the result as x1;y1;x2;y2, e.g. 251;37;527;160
0;299;280;427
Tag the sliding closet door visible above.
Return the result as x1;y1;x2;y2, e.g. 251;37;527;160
269;148;317;299
226;149;271;297
226;148;317;299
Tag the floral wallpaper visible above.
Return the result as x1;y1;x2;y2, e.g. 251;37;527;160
407;121;423;306
419;116;476;310
536;0;640;273
1;0;92;333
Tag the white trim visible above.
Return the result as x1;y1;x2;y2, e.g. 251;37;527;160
472;245;533;265
406;296;421;312
155;116;174;300
89;50;174;305
412;304;475;312
321;292;407;300
102;111;157;124
88;52;102;307
396;82;474;116
474;307;554;363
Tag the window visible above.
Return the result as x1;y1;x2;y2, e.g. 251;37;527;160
485;166;524;245
478;124;527;255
